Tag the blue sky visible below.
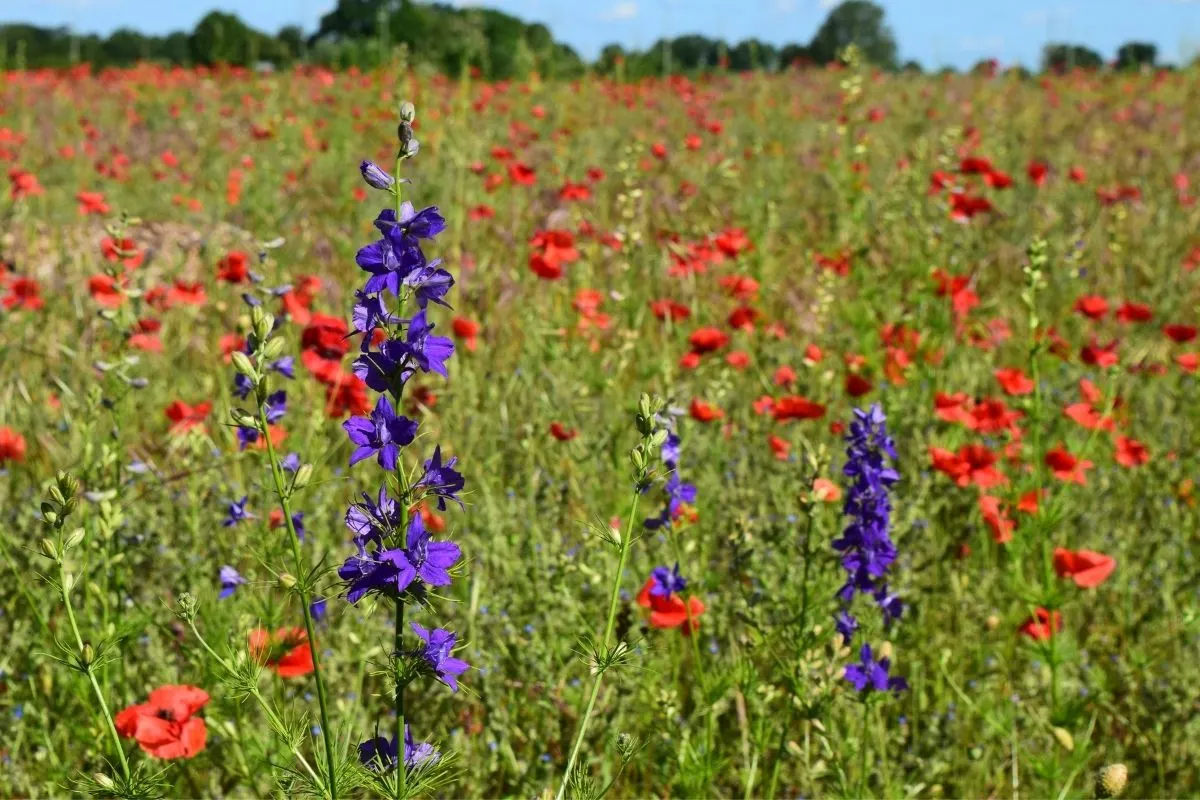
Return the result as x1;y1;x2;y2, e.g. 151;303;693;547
11;0;1200;69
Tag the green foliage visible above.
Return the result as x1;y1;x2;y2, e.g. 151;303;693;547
1115;42;1157;71
1042;42;1105;73
808;0;899;70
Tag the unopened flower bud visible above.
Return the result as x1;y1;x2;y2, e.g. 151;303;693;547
231;351;257;380
40;538;58;560
398;101;416;123
64;527;85;550
360;160;395;191
81;642;94;666
279;573;297;589
292;463;314;492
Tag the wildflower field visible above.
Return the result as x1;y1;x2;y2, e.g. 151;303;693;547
1;59;1198;799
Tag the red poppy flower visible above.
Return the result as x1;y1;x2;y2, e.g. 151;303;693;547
324;372;371;418
1064;402;1113;432
948;192;993;222
636;578;704;634
650;299;691;322
129;318;163;352
994;367;1034;396
1080;339;1119;368
1027;160;1049;186
101;237;143;270
935;392;975;427
983;169;1013;189
978;495;1014;544
812;477;841;502
1176;353;1199;373
768;434;790;460
845;373;873;397
301;314;350;384
165;400;212;435
114;685;209;759
0;426;26;463
1113;435;1148;468
1073;295;1108;320
76;190;110;216
249;627;314;678
88;274;125;307
452;317;480;352
929;445;1005;488
1115;301;1152;323
168;280;207;307
773;365;796;386
1019;607;1062;641
726;351;750;370
727;305;760;331
549;422;577;441
217;251;250;283
2;277;44;311
1164;324;1197;344
1053;548;1115;588
507;161;536;185
1044;445;1093;484
718;274;759;300
689;398;724;423
772;396;826;421
688;327;729;354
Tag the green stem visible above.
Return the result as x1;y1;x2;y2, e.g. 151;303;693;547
260;408;338;800
59;561;130;783
857;700;872;798
555;490;641;800
187;620;323;787
395;597;406;798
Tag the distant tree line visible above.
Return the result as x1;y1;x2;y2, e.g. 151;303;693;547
0;0;1182;78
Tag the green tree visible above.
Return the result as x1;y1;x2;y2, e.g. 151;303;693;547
1041;43;1103;73
1115;41;1156;71
808;0;899;69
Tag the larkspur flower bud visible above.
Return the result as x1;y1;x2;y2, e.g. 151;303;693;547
230;408;259;429
39;538;58;560
292;463;314;491
48;485;66;506
92;773;116;791
254;312;275;344
279;573;297;589
360;160;395;191
231;351;257;380
81;642;94;666
1096;764;1127;798
64;527;85;550
40;502;59;526
177;592;198;623
398;101;416;123
261;336;286;361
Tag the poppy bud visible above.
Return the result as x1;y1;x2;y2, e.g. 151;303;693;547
359;160;395;191
1096;764;1128;798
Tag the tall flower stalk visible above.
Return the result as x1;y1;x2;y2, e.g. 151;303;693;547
229;298;338;797
557;393;666;800
340;102;467;798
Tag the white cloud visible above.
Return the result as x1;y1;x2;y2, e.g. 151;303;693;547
600;1;639;20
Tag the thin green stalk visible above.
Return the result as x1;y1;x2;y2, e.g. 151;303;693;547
857;700;871;799
555;491;641;800
395;597;406;798
260;408;338;800
59;561;130;783
187;619;323;788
